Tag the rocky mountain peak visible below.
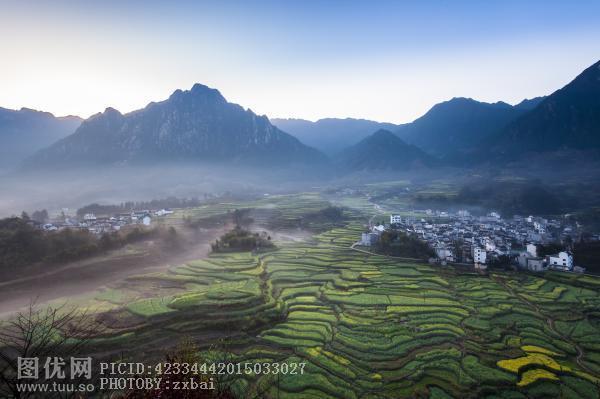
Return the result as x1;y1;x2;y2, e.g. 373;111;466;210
24;83;327;168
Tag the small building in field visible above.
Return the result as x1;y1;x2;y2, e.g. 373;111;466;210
155;209;174;216
373;224;386;233
517;252;529;268
547;251;573;271
526;243;538;257
43;223;58;231
435;246;454;262
472;247;487;265
534;221;546;234
527;257;545;272
360;232;379;246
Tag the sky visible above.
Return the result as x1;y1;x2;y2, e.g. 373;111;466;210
1;0;599;124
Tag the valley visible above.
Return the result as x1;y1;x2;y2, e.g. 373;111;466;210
1;8;599;396
2;192;599;398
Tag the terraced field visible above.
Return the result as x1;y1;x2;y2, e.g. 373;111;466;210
83;213;600;399
167;193;343;230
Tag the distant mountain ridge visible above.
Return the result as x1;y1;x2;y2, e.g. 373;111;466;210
488;60;600;158
0;107;81;170
15;59;600;172
270;117;398;155
514;96;546;111
395;97;542;158
26;84;327;168
336;129;434;171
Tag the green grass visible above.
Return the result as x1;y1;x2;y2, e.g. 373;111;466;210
75;194;600;399
127;297;175;317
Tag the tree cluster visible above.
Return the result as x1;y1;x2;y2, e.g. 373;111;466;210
76;197;205;217
297;206;345;230
454;182;564;216
375;230;435;259
0;217;166;271
211;227;274;253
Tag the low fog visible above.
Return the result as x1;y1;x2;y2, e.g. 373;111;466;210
2;156;600;218
0;162;334;217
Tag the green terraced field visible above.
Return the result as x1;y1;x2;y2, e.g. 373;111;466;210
168;192;351;231
85;195;600;399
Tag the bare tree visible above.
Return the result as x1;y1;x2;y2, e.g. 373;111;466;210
0;302;102;398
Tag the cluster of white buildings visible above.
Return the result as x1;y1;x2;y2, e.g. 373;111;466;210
360;210;585;273
517;244;579;272
360;224;385;246
39;208;174;235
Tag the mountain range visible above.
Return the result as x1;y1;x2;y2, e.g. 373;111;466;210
8;59;600;173
25;84;326;168
488;60;600;159
394;96;546;159
0;107;81;170
270;118;398;155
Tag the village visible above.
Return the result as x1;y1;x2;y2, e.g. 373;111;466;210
359;209;590;273
37;208;174;235
29;201;591;275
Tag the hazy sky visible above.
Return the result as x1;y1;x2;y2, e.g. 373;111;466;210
1;0;599;124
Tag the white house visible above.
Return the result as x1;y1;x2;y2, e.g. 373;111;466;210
528;232;543;242
390;215;402;224
373;224;385;233
83;213;97;221
360;232;379;246
518;252;528;268
547;251;573;271
534;221;546;234
473;247;487;264
155;209;174;216
457;210;470;218
484;239;496;252
527;258;545;272
526;243;538;257
435;246;454;262
142;215;152;226
43;223;58;231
